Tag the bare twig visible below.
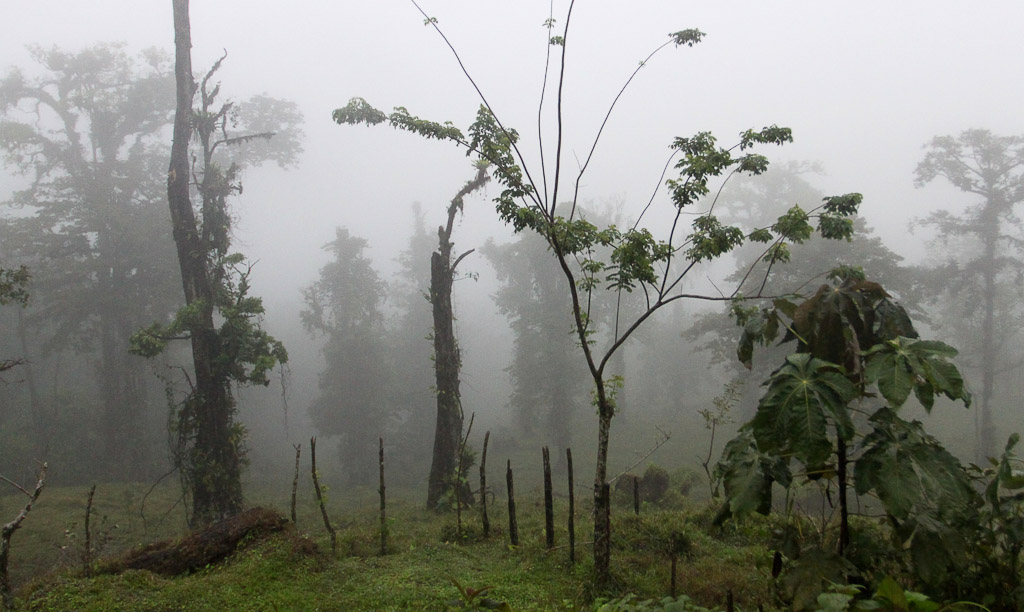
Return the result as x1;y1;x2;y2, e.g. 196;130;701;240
609;427;672;485
310;437;337;554
1;463;47;611
140;466;178;535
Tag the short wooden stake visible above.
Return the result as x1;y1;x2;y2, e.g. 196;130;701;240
480;431;490;538
543;446;554;549
506;459;519;546
310;437;337;554
290;444;301;524
567;448;575;564
379;437;387;555
633;476;640;515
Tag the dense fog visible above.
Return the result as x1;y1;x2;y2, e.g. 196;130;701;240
2;1;1023;503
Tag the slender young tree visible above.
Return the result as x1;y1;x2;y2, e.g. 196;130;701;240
914;129;1024;461
333;4;859;584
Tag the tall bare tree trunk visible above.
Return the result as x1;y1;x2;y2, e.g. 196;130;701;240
978;226;997;462
169;0;241;526
425;167;489;509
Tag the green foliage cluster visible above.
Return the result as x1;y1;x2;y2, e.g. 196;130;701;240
0;266;29;307
717;271;1024;608
130;258;286;387
333;100;859;311
813;576;964;612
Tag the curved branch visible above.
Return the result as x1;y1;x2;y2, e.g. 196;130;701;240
569;37;676;221
409;0;545;211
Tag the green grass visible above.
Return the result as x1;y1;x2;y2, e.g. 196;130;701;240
4;482;777;611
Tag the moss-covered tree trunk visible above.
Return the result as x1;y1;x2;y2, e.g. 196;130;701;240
169;0;241;526
425;167;489;509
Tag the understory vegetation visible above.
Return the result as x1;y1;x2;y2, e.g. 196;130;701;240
2;458;1018;611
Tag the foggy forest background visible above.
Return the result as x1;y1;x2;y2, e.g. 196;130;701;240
1;1;1023;505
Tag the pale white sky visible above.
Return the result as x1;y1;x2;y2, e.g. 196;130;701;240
3;2;1022;280
2;2;1023;422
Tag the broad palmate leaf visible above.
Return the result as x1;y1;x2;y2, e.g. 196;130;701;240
863;337;971;412
714;428;792;522
750;353;858;470
854;408;977;522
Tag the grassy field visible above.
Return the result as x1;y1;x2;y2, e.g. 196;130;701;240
1;477;778;611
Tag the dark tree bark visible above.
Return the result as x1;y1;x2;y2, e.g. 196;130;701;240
593;406;613;585
425;166;490;509
169;0;241;526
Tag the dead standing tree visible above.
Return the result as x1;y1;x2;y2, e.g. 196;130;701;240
426;165;490;509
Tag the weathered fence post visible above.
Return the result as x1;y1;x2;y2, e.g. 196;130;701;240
379;437;387;555
633;476;640;515
567;448;575;564
480;431;490;538
291;443;301;524
543;446;554;549
310;437;337;554
506;459;519;546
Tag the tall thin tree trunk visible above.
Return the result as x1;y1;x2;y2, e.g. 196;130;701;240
593;404;613;587
978;231;997;462
169;0;240;526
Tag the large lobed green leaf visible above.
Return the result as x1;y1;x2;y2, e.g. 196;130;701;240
714;428;792;522
854;408;977;522
863;337;970;411
750;353;859;470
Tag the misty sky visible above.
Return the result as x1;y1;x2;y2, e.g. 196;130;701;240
4;2;1023;290
2;2;1024;421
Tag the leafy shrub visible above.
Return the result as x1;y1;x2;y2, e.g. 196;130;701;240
640;465;671;504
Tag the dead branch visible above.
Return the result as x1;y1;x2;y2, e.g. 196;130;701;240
1;463;47;611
